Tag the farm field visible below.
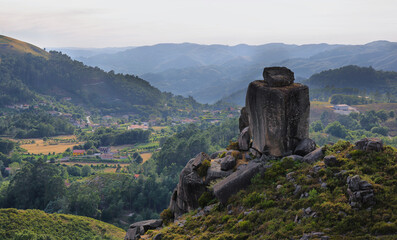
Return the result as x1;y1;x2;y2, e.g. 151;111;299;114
19;135;82;154
62;162;131;173
141;152;152;163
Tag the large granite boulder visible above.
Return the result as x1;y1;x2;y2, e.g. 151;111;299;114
262;67;295;87
245;70;310;156
239;107;249;132
238;127;250;151
213;161;269;204
125;219;162;240
220;155;236;171
169;152;209;218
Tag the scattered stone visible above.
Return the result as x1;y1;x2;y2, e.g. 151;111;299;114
125;219;163;240
293;184;302;196
321;182;327;189
276;184;283;190
239;107;249;132
302;148;324;164
355;138;383;152
220;155;236;171
312;165;323;174
263;66;295;87
213;162;269;204
245;67;310;157
347;175;375;209
286;172;295;182
294;138;317;156
323;155;341;167
203;204;216;215
238;127;251;151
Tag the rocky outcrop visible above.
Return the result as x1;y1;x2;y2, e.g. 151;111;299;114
323;155;341;167
347;175;375;209
245;67;310;157
213;161;269;204
205;158;233;184
169;153;209;218
125;219;163;240
355;138;383;152
238;127;250;151
220;155;236;171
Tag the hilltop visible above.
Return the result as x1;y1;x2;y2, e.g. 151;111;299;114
148;141;397;239
0;35;49;58
0;208;125;239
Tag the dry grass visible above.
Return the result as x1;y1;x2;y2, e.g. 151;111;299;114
141;152;152;163
19;135;82;154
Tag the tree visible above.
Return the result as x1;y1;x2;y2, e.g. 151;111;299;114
311;120;324;132
81;165;92;177
0;139;15;155
325;121;348;138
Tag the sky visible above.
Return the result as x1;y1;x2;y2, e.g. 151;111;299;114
0;0;397;48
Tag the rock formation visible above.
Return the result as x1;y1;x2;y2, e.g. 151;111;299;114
125;219;163;240
347;175;375;209
245;67;310;157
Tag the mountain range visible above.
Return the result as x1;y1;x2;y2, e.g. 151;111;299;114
55;41;397;103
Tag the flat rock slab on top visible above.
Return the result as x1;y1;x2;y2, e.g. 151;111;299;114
263;67;295;87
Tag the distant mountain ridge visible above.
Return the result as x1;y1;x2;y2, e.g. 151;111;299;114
56;41;397;103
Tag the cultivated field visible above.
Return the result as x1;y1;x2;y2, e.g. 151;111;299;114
19;135;82;154
141;152;152;163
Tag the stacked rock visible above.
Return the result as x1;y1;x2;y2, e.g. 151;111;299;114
244;67;310;157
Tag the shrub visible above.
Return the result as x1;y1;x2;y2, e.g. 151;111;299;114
160;208;173;225
371;221;397;235
197;159;211;177
242;192;265;208
198;192;215;208
226;141;239;150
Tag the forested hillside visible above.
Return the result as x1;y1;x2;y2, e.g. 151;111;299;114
0;35;207;116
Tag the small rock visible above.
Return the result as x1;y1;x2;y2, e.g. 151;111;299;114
304;207;312;215
321;182;327;189
294;185;302;196
302;148;324;164
286;172;295;182
276;184;283;190
294;138;317;156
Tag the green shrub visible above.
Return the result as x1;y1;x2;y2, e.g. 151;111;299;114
242;192;265;208
226;141;239;150
197;159;211;177
198;192;215;208
371;221;397;235
160;208;174;225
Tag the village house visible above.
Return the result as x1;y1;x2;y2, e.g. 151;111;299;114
72;150;85;156
333;104;349;111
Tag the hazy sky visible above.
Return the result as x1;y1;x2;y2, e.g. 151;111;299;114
1;0;396;48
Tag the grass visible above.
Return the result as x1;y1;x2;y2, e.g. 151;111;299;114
19;135;82;154
141;152;152;163
0;35;49;58
0;208;125;239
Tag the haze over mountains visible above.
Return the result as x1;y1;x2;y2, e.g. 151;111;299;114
55;41;397;104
